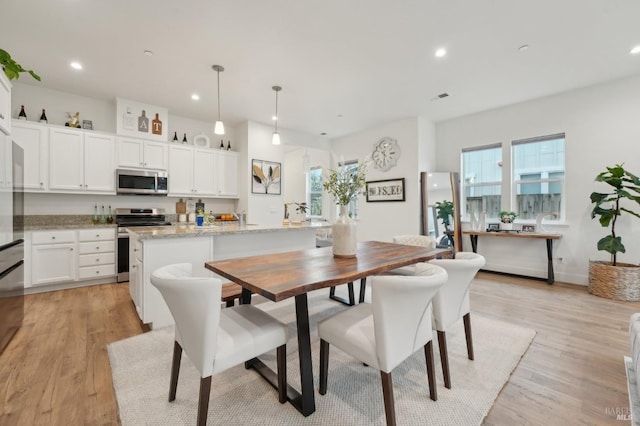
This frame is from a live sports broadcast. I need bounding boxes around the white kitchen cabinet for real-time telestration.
[30,230,77,286]
[216,150,238,197]
[168,145,216,196]
[117,137,168,170]
[49,127,115,193]
[77,228,116,280]
[11,121,48,191]
[0,72,11,136]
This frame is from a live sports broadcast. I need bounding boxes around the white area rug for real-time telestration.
[108,288,535,425]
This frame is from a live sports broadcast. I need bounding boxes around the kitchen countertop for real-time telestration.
[128,222,330,240]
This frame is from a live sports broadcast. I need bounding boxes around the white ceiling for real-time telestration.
[2,0,640,140]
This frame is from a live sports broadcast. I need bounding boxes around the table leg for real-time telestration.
[470,235,478,253]
[358,278,367,303]
[546,239,555,285]
[294,293,316,415]
[240,287,252,304]
[245,293,316,417]
[329,282,355,305]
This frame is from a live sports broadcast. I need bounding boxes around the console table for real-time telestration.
[463,230,562,284]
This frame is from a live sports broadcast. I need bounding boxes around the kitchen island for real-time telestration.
[127,222,330,328]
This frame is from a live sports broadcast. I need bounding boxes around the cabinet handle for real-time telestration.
[133,248,138,252]
[144,162,147,166]
[96,258,100,262]
[70,248,74,251]
[132,264,136,268]
[96,234,100,237]
[79,184,83,187]
[40,182,43,186]
[96,246,100,250]
[84,184,88,188]
[96,271,100,274]
[52,236,56,240]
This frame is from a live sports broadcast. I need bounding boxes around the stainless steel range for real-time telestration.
[116,208,172,282]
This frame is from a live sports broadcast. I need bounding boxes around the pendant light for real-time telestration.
[272,85,282,145]
[212,65,225,135]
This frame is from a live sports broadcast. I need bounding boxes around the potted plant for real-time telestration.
[0,49,41,81]
[323,161,368,257]
[588,164,640,300]
[435,200,454,232]
[499,211,517,230]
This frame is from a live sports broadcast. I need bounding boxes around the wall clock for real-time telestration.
[372,137,400,171]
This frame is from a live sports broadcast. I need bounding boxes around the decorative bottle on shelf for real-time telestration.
[182,133,188,144]
[39,109,48,124]
[138,110,149,133]
[106,205,113,224]
[152,113,163,135]
[92,205,99,225]
[172,131,179,143]
[226,140,231,151]
[123,107,135,130]
[99,205,107,224]
[18,105,27,120]
[219,139,224,149]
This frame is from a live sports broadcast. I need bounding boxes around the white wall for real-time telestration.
[330,117,432,242]
[435,73,640,285]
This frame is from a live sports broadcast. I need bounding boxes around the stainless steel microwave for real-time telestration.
[116,168,168,195]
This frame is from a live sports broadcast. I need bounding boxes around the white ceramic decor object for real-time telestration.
[332,205,357,257]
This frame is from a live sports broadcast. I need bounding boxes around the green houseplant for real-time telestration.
[588,163,640,300]
[0,49,41,81]
[499,211,518,224]
[323,161,368,257]
[435,200,454,232]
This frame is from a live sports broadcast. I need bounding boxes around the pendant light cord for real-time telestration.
[217,69,221,121]
[275,89,278,133]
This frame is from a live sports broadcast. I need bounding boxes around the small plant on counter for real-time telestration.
[499,211,518,224]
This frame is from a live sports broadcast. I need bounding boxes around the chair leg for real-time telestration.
[424,341,437,401]
[277,344,287,403]
[169,341,182,402]
[437,330,451,389]
[380,371,396,426]
[225,300,234,307]
[197,376,212,426]
[463,313,474,360]
[319,339,329,395]
[329,286,336,297]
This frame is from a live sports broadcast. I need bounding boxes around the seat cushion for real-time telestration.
[212,305,289,375]
[386,265,417,276]
[317,304,380,369]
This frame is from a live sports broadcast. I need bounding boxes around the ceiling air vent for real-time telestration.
[430,92,450,102]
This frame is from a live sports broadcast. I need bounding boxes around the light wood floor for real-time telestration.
[0,273,637,425]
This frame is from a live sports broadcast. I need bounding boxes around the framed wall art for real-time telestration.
[252,159,281,195]
[116,97,168,142]
[365,178,405,202]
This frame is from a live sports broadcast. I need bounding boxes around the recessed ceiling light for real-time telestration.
[70,62,83,70]
[144,50,153,56]
[630,45,640,55]
[191,94,200,101]
[435,48,447,58]
[518,44,530,52]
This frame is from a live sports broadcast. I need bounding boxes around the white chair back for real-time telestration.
[150,263,222,378]
[371,263,448,372]
[428,252,485,330]
[393,235,436,248]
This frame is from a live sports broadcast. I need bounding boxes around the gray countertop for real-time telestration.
[127,222,330,240]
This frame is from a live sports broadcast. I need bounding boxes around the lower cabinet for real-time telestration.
[27,228,116,289]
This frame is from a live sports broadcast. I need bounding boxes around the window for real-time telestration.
[512,134,565,220]
[461,144,502,219]
[339,160,359,218]
[307,166,323,217]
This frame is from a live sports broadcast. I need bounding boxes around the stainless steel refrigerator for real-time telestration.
[0,138,24,354]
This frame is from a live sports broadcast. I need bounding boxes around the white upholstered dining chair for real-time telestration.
[317,263,448,426]
[387,235,437,276]
[428,252,485,389]
[150,263,290,426]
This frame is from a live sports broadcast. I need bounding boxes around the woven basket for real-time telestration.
[588,260,640,301]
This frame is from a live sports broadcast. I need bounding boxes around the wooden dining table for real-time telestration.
[204,240,450,417]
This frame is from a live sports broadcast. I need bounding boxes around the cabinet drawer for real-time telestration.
[79,241,115,254]
[79,252,115,267]
[78,228,116,242]
[78,264,116,280]
[32,230,76,245]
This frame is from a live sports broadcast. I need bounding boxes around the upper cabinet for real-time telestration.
[168,145,238,198]
[12,121,48,191]
[216,150,238,197]
[0,72,11,135]
[49,127,115,194]
[117,137,168,170]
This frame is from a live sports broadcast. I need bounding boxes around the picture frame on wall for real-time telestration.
[365,178,405,202]
[251,159,281,195]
